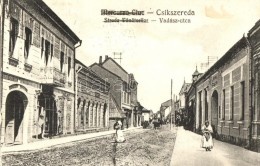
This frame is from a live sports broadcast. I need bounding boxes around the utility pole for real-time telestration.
[170,79,173,130]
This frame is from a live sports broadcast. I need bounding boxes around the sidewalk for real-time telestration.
[1,127,142,154]
[170,127,260,166]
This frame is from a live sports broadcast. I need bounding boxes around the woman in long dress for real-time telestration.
[201,120,213,151]
[114,120,126,143]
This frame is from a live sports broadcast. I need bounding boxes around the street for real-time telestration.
[171,127,260,166]
[2,126,260,166]
[2,126,176,166]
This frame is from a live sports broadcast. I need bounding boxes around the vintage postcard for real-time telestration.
[0,0,260,165]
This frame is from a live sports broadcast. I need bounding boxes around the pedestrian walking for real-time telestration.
[201,120,213,151]
[114,120,126,143]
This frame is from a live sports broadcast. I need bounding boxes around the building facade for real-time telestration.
[75,60,110,133]
[90,58,126,129]
[2,0,81,145]
[184,67,202,131]
[141,108,152,122]
[160,99,171,122]
[90,56,140,129]
[129,74,141,127]
[0,0,4,142]
[179,80,191,110]
[195,36,251,147]
[248,20,260,151]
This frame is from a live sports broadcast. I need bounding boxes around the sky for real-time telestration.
[44,0,260,112]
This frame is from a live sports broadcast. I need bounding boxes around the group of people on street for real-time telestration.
[112,119,214,152]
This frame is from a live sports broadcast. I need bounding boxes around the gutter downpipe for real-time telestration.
[73,40,82,133]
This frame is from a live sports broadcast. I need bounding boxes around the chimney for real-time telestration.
[99,56,102,64]
[105,55,108,60]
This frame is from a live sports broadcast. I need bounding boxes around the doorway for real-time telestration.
[5,91,27,144]
[211,90,218,135]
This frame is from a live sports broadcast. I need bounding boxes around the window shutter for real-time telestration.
[19,9,23,39]
[64,46,68,64]
[41,26,46,41]
[33,21,40,47]
[45,29,51,41]
[61,42,65,52]
[54,37,60,59]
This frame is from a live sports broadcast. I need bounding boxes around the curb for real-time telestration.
[2,127,143,154]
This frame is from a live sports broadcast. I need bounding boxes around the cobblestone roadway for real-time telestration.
[3,125,176,166]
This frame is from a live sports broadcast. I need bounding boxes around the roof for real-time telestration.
[179,83,191,95]
[248,19,260,36]
[101,57,128,75]
[195,36,249,84]
[192,66,200,76]
[109,93,126,118]
[161,99,171,107]
[26,0,81,44]
[75,59,110,86]
[142,108,151,113]
[90,63,123,80]
[129,73,138,84]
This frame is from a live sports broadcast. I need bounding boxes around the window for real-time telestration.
[205,89,208,121]
[50,44,54,61]
[44,40,50,66]
[128,93,131,104]
[230,86,234,120]
[9,18,19,56]
[222,89,225,120]
[60,51,64,72]
[24,27,32,61]
[198,91,202,126]
[41,37,44,58]
[68,57,71,77]
[240,82,245,120]
[123,82,127,91]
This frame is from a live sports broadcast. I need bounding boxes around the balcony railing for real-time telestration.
[40,67,66,87]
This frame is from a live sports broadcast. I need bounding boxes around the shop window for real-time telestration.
[9,17,19,56]
[60,51,64,72]
[24,27,32,61]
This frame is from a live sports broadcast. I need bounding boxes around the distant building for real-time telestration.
[90,59,125,129]
[160,99,171,122]
[90,56,140,129]
[141,108,152,122]
[185,66,203,131]
[75,60,110,133]
[179,80,191,110]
